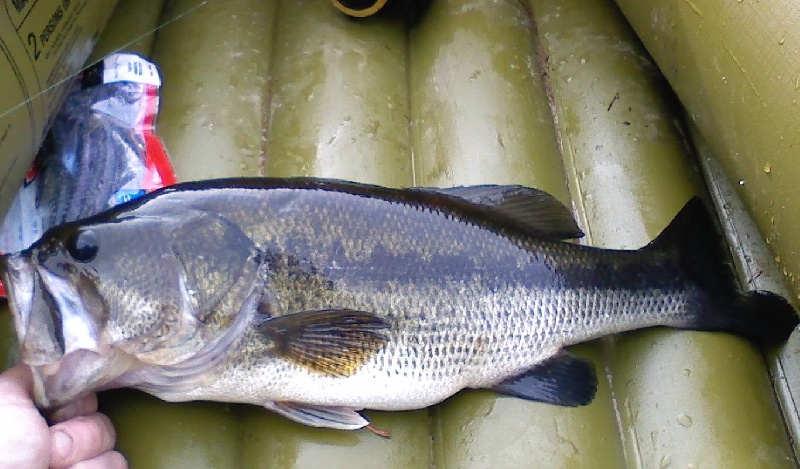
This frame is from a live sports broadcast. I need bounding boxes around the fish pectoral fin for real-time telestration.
[258,309,390,377]
[264,400,369,430]
[416,185,584,239]
[491,352,597,407]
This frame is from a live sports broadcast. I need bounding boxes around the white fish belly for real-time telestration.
[160,286,688,410]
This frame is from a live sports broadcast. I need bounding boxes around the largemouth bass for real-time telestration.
[1,178,797,431]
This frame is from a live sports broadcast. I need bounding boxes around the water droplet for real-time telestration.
[738,179,745,186]
[775,256,781,264]
[763,163,771,173]
[676,414,693,427]
[779,38,786,45]
[660,454,672,468]
[682,368,691,376]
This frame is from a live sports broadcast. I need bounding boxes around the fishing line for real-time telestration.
[0,0,212,122]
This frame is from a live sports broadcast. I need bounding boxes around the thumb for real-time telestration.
[0,363,35,405]
[0,363,50,469]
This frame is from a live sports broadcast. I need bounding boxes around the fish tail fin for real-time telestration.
[645,197,798,347]
[709,291,799,346]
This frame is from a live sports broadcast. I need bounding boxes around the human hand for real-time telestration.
[0,363,127,469]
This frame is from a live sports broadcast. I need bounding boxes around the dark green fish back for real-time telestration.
[129,179,591,292]
[119,178,796,350]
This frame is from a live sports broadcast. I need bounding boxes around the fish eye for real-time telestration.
[66,229,99,262]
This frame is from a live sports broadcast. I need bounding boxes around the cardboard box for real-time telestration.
[0,0,117,217]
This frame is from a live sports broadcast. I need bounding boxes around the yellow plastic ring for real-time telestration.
[331,0,390,18]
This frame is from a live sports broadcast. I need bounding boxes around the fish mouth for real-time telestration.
[1,253,36,348]
[36,265,101,356]
[3,249,103,361]
[1,251,125,408]
[29,347,138,408]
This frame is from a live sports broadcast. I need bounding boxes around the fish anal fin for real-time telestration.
[264,400,369,430]
[491,352,597,406]
[418,185,584,239]
[259,309,390,377]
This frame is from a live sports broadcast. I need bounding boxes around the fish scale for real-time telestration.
[0,178,796,430]
[197,276,695,410]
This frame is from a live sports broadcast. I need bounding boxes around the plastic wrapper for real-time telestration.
[0,53,176,256]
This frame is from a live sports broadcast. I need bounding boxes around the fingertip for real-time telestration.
[68,450,128,469]
[51,430,73,463]
[106,450,129,469]
[0,363,34,403]
[50,413,117,468]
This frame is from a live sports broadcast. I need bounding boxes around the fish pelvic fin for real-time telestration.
[263,400,369,430]
[258,309,391,377]
[490,352,597,406]
[646,197,798,347]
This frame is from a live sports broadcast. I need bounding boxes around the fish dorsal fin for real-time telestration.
[418,185,584,240]
[263,401,369,430]
[258,309,390,377]
[491,352,597,406]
